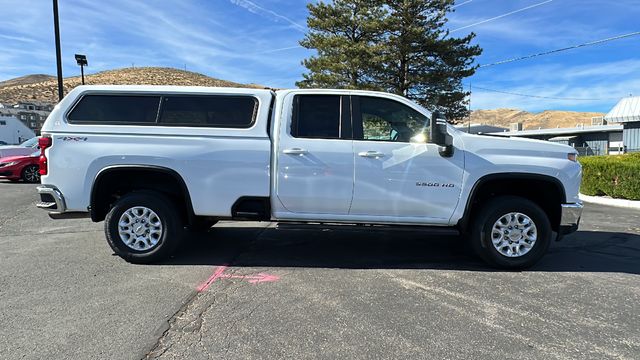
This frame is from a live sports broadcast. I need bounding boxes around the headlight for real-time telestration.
[567,153,578,162]
[0,161,19,167]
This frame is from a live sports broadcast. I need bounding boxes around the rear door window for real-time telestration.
[291,95,344,139]
[68,95,160,124]
[159,95,257,128]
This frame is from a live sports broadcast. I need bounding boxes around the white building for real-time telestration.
[0,115,36,145]
[604,96,640,153]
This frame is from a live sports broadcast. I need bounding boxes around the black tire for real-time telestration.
[105,191,183,264]
[470,196,551,269]
[187,217,218,232]
[21,165,40,183]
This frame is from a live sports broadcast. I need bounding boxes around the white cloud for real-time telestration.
[477,59,640,86]
[562,59,640,80]
[254,45,304,54]
[452,0,474,9]
[0,0,309,88]
[229,0,306,32]
[470,77,640,112]
[450,0,554,33]
[0,34,37,43]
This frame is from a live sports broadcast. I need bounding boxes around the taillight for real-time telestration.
[38,136,52,175]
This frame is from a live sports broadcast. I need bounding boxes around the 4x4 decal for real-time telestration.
[59,136,88,142]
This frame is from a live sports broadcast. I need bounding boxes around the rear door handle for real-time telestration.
[283,148,308,155]
[358,151,385,158]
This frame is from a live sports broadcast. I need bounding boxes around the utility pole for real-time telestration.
[468,81,472,133]
[52,0,64,101]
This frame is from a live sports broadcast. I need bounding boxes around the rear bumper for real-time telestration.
[557,202,583,239]
[36,185,89,219]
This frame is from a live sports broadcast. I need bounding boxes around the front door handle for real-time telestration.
[283,148,308,155]
[358,151,385,158]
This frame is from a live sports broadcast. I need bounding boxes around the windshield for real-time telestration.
[20,137,38,148]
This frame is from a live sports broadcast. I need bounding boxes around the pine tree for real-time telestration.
[298,0,482,121]
[381,0,481,120]
[296,0,388,90]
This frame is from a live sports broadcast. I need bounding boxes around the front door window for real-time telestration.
[358,96,430,143]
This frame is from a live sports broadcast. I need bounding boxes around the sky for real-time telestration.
[0,0,639,113]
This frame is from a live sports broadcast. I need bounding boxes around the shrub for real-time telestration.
[579,153,640,200]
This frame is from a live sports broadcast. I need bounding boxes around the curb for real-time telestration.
[579,193,640,210]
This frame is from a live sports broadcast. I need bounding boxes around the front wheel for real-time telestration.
[470,196,551,269]
[105,191,183,264]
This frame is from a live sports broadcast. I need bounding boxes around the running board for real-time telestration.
[48,212,90,220]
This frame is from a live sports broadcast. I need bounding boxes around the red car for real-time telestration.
[0,151,40,183]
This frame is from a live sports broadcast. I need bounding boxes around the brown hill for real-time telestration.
[463,108,606,130]
[0,67,265,104]
[0,74,56,88]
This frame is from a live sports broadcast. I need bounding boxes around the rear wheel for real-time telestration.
[105,191,183,264]
[21,165,40,183]
[470,196,551,269]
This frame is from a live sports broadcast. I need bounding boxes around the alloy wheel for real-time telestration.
[490,212,537,257]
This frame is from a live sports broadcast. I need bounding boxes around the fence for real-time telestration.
[574,146,640,156]
[574,146,600,156]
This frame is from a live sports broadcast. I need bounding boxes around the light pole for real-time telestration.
[52,0,64,101]
[75,54,88,85]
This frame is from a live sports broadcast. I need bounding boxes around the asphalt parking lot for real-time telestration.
[0,181,639,360]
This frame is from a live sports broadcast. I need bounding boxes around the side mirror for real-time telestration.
[430,111,454,157]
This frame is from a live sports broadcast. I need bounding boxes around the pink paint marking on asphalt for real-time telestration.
[196,265,228,293]
[196,266,280,292]
[219,273,280,283]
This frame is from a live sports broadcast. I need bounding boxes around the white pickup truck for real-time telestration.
[36,85,583,269]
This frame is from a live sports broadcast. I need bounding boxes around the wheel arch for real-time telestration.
[458,173,566,233]
[90,165,195,223]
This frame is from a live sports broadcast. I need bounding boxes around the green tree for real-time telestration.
[296,0,388,90]
[382,0,481,120]
[298,0,482,121]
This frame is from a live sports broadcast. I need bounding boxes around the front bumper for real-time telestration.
[0,169,19,178]
[557,202,583,239]
[0,162,26,179]
[36,185,89,219]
